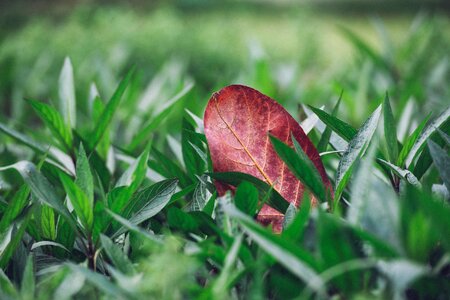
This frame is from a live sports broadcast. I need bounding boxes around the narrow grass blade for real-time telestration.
[0,162,74,225]
[308,105,357,142]
[377,158,421,187]
[75,144,94,205]
[207,172,289,214]
[383,93,399,163]
[59,57,76,128]
[397,113,431,167]
[335,105,382,205]
[317,92,343,152]
[28,99,73,152]
[60,172,93,232]
[100,234,134,275]
[89,67,135,151]
[20,255,35,300]
[128,81,193,151]
[224,205,324,294]
[270,135,327,203]
[405,106,450,167]
[0,185,30,233]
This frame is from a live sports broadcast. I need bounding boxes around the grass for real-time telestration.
[0,5,449,299]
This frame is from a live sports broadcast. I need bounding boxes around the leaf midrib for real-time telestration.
[213,96,274,186]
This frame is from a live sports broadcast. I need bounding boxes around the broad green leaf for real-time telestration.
[383,93,399,162]
[110,145,150,215]
[317,92,342,152]
[58,57,76,128]
[335,105,381,205]
[428,140,450,192]
[60,172,93,232]
[0,162,75,228]
[235,181,259,216]
[190,175,212,211]
[308,105,357,142]
[182,117,205,179]
[75,144,94,205]
[224,205,324,294]
[167,207,199,232]
[123,179,178,226]
[207,172,289,214]
[20,255,35,300]
[397,113,431,167]
[89,67,135,151]
[215,193,236,236]
[0,185,30,233]
[405,106,450,167]
[28,99,73,152]
[100,234,134,275]
[270,135,328,203]
[40,205,56,240]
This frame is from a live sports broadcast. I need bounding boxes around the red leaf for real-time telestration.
[204,85,331,232]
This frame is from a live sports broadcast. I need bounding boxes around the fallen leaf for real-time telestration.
[204,85,331,232]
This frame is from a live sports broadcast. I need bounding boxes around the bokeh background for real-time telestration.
[0,0,449,140]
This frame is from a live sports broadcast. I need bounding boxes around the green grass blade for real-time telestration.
[0,162,74,226]
[308,105,357,142]
[59,172,93,232]
[128,82,193,151]
[20,255,35,300]
[335,105,382,206]
[0,207,33,269]
[40,204,56,240]
[397,113,431,167]
[317,91,343,153]
[383,93,399,163]
[75,144,94,205]
[377,158,421,187]
[234,181,259,216]
[100,234,135,275]
[88,67,135,151]
[224,205,324,294]
[0,185,30,233]
[270,135,327,203]
[207,172,289,214]
[27,99,73,152]
[405,106,449,167]
[0,122,75,174]
[58,57,76,128]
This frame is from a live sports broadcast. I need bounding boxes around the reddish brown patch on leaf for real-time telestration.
[204,85,331,232]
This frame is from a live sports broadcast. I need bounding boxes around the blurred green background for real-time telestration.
[0,0,449,140]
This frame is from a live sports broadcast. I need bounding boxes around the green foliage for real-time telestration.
[0,12,449,300]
